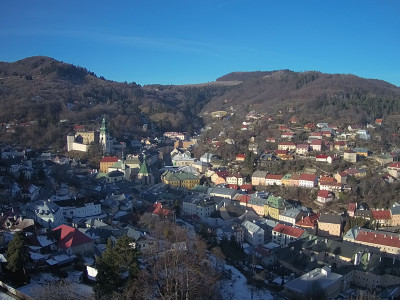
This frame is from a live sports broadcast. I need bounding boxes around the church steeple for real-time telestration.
[99,116,111,156]
[100,117,108,135]
[139,154,149,175]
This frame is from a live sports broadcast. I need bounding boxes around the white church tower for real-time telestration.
[99,117,111,155]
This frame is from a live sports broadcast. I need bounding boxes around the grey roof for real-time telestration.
[209,187,237,197]
[248,196,266,207]
[285,267,342,294]
[343,226,360,241]
[319,214,342,224]
[252,170,267,178]
[280,208,301,218]
[391,204,400,215]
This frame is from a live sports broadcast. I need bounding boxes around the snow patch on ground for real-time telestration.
[220,265,274,300]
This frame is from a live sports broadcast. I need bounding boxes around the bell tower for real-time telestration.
[99,116,111,155]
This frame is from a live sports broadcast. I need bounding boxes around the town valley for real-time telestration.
[1,57,400,299]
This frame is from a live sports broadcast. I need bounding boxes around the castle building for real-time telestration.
[67,117,112,154]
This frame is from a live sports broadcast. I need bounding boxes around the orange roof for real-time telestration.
[319,176,336,183]
[273,223,304,238]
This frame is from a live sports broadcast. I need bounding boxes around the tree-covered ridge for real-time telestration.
[1,56,400,150]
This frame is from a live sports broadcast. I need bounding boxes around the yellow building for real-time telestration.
[265,195,285,220]
[161,170,200,190]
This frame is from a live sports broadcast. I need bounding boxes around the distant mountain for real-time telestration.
[206,70,400,125]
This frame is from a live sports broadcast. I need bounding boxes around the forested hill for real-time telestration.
[0,56,230,149]
[206,70,400,125]
[1,56,400,150]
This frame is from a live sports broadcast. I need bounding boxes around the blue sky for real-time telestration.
[1,1,399,86]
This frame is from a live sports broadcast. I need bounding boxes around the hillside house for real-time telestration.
[343,150,357,163]
[235,154,246,162]
[265,174,283,186]
[278,142,296,151]
[310,140,323,151]
[317,190,334,203]
[251,171,267,186]
[296,144,309,155]
[299,174,318,188]
[371,210,391,226]
[388,162,400,178]
[226,173,244,186]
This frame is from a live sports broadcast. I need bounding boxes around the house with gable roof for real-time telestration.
[52,224,94,255]
[99,156,119,173]
[299,174,318,188]
[388,162,400,178]
[265,174,283,186]
[371,210,391,226]
[317,190,334,203]
[23,200,63,229]
[242,220,264,246]
[252,170,267,186]
[272,223,305,246]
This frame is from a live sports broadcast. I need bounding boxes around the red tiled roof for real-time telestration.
[320,176,336,183]
[310,140,322,145]
[233,194,250,204]
[356,229,400,248]
[53,224,92,250]
[316,154,328,159]
[299,174,317,181]
[275,150,287,155]
[100,156,119,163]
[296,214,319,228]
[153,202,174,217]
[240,184,253,190]
[281,132,294,136]
[371,210,391,220]
[389,162,400,169]
[318,190,333,198]
[236,154,246,159]
[348,202,357,212]
[266,174,283,180]
[296,144,309,149]
[273,223,304,238]
[310,132,322,136]
[216,170,229,179]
